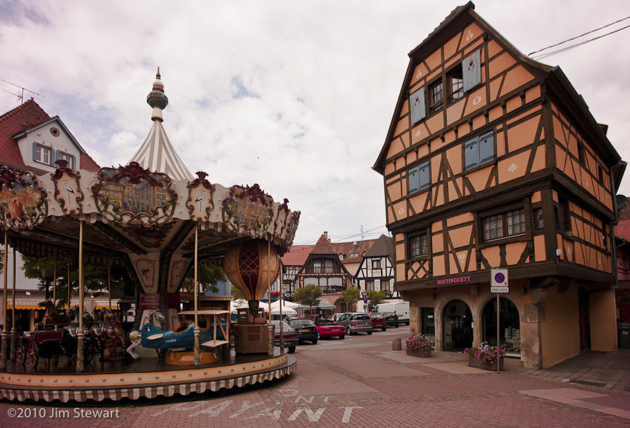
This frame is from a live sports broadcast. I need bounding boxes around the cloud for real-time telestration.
[1,0,629,245]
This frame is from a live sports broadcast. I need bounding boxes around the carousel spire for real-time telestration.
[147,67,168,122]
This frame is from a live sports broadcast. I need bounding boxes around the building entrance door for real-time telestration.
[482,297,521,356]
[442,300,472,352]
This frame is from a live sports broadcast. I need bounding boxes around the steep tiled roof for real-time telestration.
[0,99,100,173]
[364,234,394,259]
[281,245,314,266]
[0,99,51,171]
[80,152,100,172]
[616,205,630,242]
[332,239,378,265]
[311,233,337,254]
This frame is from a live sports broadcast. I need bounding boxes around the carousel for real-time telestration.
[0,71,300,403]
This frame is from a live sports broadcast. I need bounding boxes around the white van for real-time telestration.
[377,301,410,325]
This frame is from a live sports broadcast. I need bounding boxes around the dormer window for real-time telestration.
[34,144,51,165]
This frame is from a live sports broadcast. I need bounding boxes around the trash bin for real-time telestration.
[618,323,630,349]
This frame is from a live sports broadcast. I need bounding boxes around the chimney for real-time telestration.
[324,231,328,240]
[599,124,608,135]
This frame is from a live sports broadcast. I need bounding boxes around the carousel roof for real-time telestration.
[0,71,300,276]
[127,69,194,181]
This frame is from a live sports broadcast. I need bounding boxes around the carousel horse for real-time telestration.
[39,300,71,325]
[100,309,125,360]
[67,306,95,329]
[126,309,165,360]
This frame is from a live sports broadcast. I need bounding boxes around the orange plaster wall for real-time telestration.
[531,145,546,173]
[425,49,442,71]
[411,123,429,145]
[498,151,529,184]
[447,212,474,227]
[433,255,445,276]
[553,116,567,147]
[425,113,445,136]
[531,191,541,203]
[541,284,580,368]
[433,233,444,253]
[589,290,617,352]
[396,243,405,261]
[481,246,500,268]
[447,146,462,174]
[449,225,472,249]
[394,118,409,138]
[466,166,492,194]
[433,221,443,232]
[387,182,402,202]
[490,76,502,102]
[385,162,395,175]
[534,234,546,262]
[460,23,484,50]
[507,116,540,153]
[400,100,409,117]
[409,191,429,215]
[444,32,462,60]
[487,40,503,58]
[393,201,407,221]
[463,87,487,117]
[396,264,405,282]
[500,66,534,97]
[410,63,429,88]
[489,52,517,79]
[525,85,541,103]
[505,242,527,265]
[447,99,466,126]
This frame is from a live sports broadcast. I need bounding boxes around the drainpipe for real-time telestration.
[610,162,623,290]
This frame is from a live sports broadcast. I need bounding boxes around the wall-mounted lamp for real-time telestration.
[556,248,562,257]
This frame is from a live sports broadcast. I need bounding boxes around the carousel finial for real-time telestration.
[147,67,168,122]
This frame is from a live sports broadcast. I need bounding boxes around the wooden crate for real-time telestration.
[234,324,274,354]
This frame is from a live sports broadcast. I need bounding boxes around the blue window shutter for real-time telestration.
[32,142,38,161]
[408,166,420,194]
[479,131,495,165]
[463,50,482,92]
[71,155,76,170]
[418,161,430,190]
[50,149,56,166]
[465,137,479,170]
[409,88,426,124]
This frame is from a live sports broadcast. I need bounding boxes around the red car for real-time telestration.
[369,313,387,331]
[313,319,345,340]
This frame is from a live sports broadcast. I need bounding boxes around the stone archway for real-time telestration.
[472,292,525,349]
[434,292,474,352]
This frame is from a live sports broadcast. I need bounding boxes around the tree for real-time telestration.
[230,285,245,300]
[182,264,226,294]
[293,284,322,315]
[367,290,386,312]
[21,255,130,308]
[340,286,360,312]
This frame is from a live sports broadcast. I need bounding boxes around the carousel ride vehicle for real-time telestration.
[0,70,300,403]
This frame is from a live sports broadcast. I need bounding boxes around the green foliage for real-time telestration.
[21,255,129,309]
[325,308,333,317]
[231,285,245,300]
[341,286,360,312]
[303,309,311,317]
[293,284,322,310]
[183,264,226,294]
[367,290,386,311]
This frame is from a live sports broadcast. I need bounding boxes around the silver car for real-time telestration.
[337,313,373,335]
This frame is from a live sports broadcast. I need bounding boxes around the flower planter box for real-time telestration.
[468,355,504,370]
[406,349,431,358]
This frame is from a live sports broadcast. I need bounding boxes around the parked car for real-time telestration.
[369,313,387,331]
[271,320,298,353]
[337,313,373,335]
[383,312,399,328]
[287,318,319,344]
[313,319,345,340]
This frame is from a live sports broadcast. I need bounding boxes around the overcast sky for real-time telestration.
[1,0,629,247]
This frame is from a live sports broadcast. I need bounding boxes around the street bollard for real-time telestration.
[392,337,402,351]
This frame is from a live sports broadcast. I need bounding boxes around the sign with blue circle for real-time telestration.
[494,272,505,284]
[364,299,368,304]
[491,268,508,291]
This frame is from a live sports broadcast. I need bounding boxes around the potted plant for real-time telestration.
[464,342,506,370]
[405,334,433,357]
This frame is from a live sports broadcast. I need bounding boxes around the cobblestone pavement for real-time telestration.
[1,328,629,427]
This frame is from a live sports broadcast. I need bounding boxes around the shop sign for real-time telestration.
[139,293,160,310]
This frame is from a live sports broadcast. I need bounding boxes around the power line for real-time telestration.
[294,224,389,246]
[531,24,630,60]
[528,15,630,59]
[0,77,44,104]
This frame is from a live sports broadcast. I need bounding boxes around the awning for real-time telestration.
[5,299,42,310]
[94,300,120,310]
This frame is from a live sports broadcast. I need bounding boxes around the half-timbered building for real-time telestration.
[374,2,625,368]
[354,234,397,298]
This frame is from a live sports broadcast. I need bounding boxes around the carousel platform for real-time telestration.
[0,348,296,403]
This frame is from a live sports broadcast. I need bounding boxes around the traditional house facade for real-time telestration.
[354,234,396,298]
[280,244,314,298]
[374,3,625,368]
